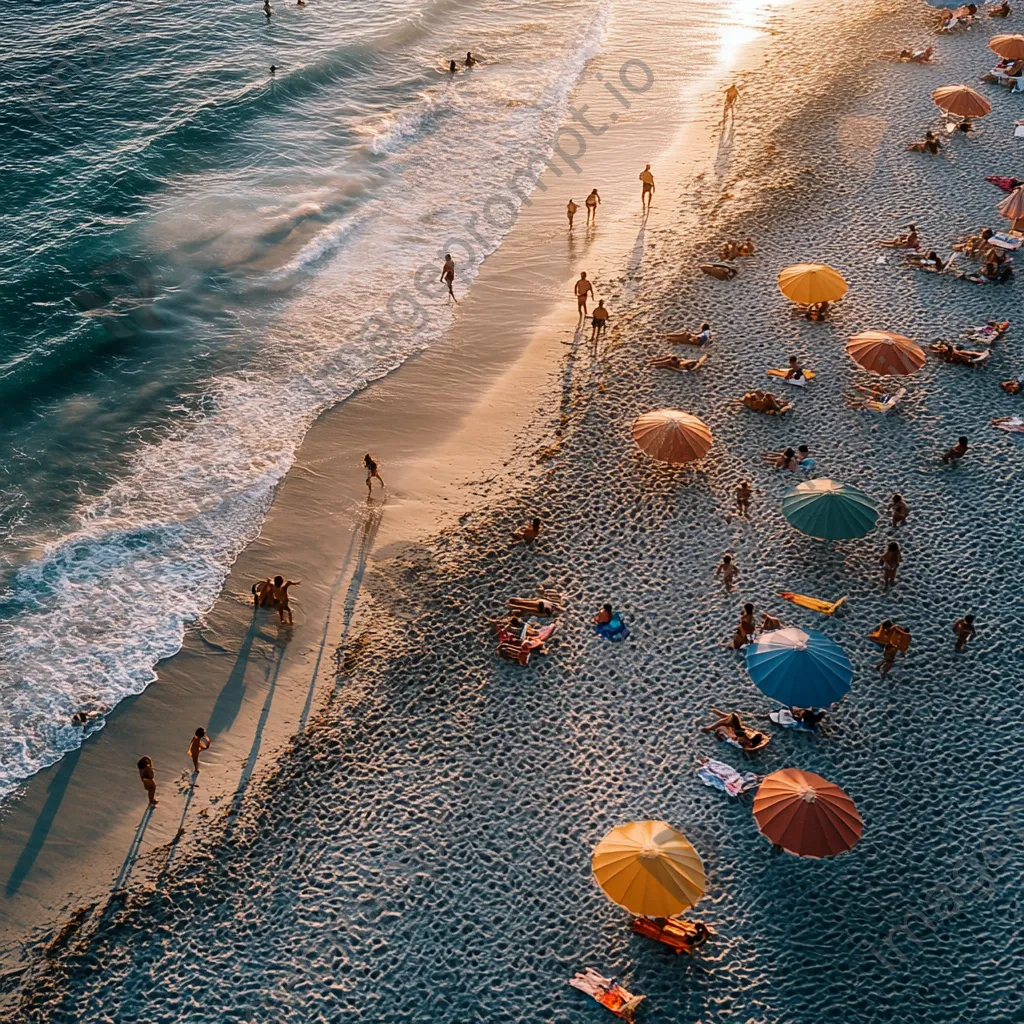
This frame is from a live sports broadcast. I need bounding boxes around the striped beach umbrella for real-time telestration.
[781,478,879,540]
[745,627,853,707]
[932,84,991,118]
[632,410,712,464]
[847,331,926,376]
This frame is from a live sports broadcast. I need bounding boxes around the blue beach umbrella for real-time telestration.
[781,478,879,541]
[745,627,852,707]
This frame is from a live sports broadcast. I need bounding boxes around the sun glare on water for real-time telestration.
[716,0,795,70]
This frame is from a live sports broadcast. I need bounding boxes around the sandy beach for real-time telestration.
[5,0,1024,1021]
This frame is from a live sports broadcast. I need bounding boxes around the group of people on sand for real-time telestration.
[137,728,211,806]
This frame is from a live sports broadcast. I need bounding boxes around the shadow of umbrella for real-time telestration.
[5,747,83,897]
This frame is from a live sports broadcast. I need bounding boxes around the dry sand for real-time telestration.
[6,1,1024,1021]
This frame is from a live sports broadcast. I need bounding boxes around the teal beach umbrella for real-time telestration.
[781,478,879,540]
[745,628,852,707]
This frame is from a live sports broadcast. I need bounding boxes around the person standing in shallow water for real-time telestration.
[585,188,601,224]
[639,164,655,212]
[449,59,457,74]
[364,453,385,496]
[566,199,578,231]
[138,756,157,806]
[440,253,457,302]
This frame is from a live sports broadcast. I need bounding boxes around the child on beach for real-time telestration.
[735,480,753,516]
[591,301,608,344]
[364,453,385,494]
[513,517,542,544]
[941,436,969,465]
[188,728,211,773]
[953,614,976,650]
[715,554,739,591]
[890,493,910,528]
[270,575,301,624]
[138,756,158,806]
[881,541,902,588]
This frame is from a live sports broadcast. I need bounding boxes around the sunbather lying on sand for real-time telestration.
[880,224,920,248]
[907,250,949,272]
[989,1,1010,17]
[507,597,559,616]
[930,342,988,365]
[649,353,706,372]
[908,130,941,154]
[743,390,790,414]
[1001,372,1024,393]
[953,227,994,257]
[665,322,712,345]
[702,711,767,750]
[760,613,783,631]
[958,258,1014,284]
[763,447,798,470]
[719,239,756,260]
[804,301,830,321]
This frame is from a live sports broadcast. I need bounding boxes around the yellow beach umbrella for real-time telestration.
[932,84,992,118]
[777,263,848,305]
[592,820,706,918]
[990,34,1024,61]
[631,410,712,464]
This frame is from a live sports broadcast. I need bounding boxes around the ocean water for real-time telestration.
[0,0,614,801]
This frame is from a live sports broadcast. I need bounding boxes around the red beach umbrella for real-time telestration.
[753,768,863,859]
[847,332,926,376]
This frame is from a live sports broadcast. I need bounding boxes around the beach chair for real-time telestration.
[631,917,713,954]
[695,758,759,797]
[569,970,646,1020]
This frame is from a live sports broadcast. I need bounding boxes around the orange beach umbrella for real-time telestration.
[932,84,992,118]
[592,820,706,917]
[846,331,926,376]
[998,186,1024,223]
[990,34,1024,61]
[777,263,848,305]
[753,769,863,859]
[632,410,712,464]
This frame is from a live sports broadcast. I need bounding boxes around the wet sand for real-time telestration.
[6,1,1024,1021]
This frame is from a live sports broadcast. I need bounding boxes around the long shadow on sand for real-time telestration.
[111,804,154,892]
[207,617,276,737]
[5,748,83,897]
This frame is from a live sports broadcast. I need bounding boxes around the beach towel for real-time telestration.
[696,759,758,797]
[594,614,629,641]
[986,175,1023,192]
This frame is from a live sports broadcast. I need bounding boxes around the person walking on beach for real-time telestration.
[585,188,601,224]
[941,435,968,465]
[138,756,158,806]
[591,300,608,345]
[735,479,753,517]
[953,614,976,651]
[715,554,739,591]
[271,575,301,624]
[881,541,902,588]
[575,271,593,320]
[639,164,655,212]
[364,452,385,496]
[566,199,578,231]
[188,728,211,773]
[890,493,910,529]
[440,254,458,303]
[723,83,740,122]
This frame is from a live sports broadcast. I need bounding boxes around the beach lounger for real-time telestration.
[631,917,713,954]
[695,758,759,797]
[569,970,646,1020]
[778,592,847,616]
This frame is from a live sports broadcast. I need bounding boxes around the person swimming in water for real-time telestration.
[449,59,457,74]
[465,52,477,67]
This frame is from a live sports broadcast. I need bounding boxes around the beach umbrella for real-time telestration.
[847,331,926,376]
[990,34,1024,61]
[781,478,879,540]
[631,410,712,464]
[745,627,853,707]
[777,263,848,305]
[592,820,706,917]
[998,186,1024,227]
[753,769,863,859]
[932,84,992,118]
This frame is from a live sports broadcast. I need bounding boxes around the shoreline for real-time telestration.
[0,0,796,971]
